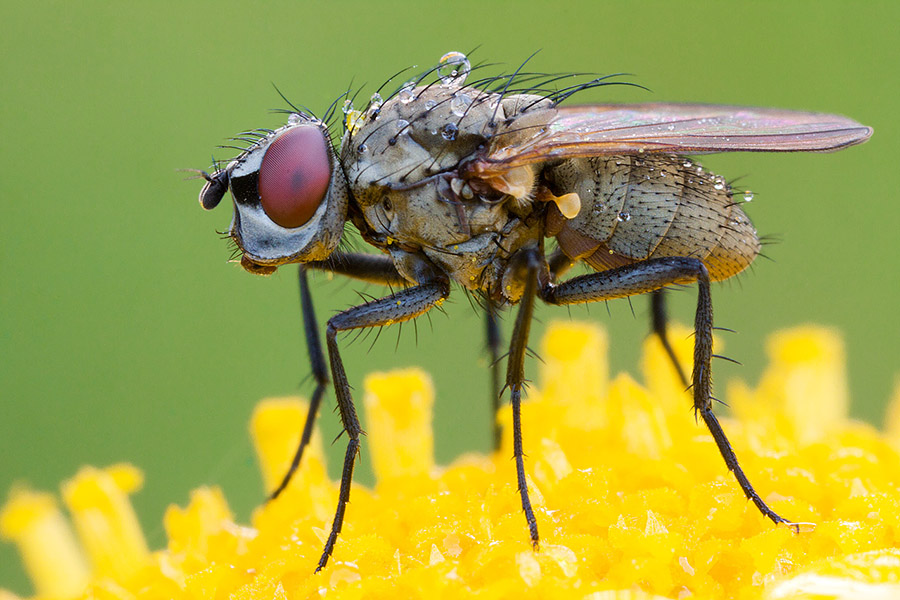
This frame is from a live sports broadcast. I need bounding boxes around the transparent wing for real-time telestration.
[468,103,872,176]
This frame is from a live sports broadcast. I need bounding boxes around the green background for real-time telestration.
[2,1,897,592]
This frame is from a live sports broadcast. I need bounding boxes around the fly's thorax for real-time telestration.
[546,155,760,281]
[351,177,544,298]
[355,183,506,248]
[340,84,552,192]
[339,84,552,297]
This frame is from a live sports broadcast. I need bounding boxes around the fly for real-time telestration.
[196,52,873,571]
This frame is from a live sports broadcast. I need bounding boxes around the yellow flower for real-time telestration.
[3,322,900,599]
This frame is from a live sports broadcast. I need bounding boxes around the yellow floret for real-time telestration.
[3,322,900,599]
[60,464,150,583]
[885,380,900,447]
[0,488,89,597]
[363,368,435,481]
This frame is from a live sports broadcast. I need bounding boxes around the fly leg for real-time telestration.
[324,254,502,454]
[505,248,544,548]
[546,251,688,386]
[267,267,330,501]
[651,289,689,387]
[486,300,502,450]
[317,275,451,571]
[307,252,410,286]
[494,247,573,458]
[269,254,408,501]
[541,257,801,530]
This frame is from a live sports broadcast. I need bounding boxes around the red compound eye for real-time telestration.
[258,125,332,228]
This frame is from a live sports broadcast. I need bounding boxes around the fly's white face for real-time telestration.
[198,115,349,274]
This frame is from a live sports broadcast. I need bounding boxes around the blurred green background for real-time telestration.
[2,0,897,592]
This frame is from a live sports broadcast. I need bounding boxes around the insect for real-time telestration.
[197,52,872,571]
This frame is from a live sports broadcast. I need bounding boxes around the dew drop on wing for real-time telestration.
[743,190,754,202]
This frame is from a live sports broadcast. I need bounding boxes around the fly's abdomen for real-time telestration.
[546,155,760,281]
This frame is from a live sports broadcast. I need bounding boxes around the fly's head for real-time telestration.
[198,113,349,275]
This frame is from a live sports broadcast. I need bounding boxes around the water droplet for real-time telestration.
[399,83,415,104]
[441,122,458,141]
[357,143,368,154]
[366,93,383,119]
[667,124,675,131]
[714,182,724,190]
[395,118,410,135]
[287,113,302,124]
[424,99,437,110]
[683,160,692,168]
[450,92,472,117]
[341,99,354,114]
[743,190,754,202]
[438,51,470,86]
[617,211,631,222]
[696,166,704,174]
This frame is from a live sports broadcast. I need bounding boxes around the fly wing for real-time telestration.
[467,103,872,177]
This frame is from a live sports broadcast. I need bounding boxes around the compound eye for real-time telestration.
[258,125,332,228]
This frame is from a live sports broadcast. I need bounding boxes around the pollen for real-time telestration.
[344,109,363,135]
[4,323,900,599]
